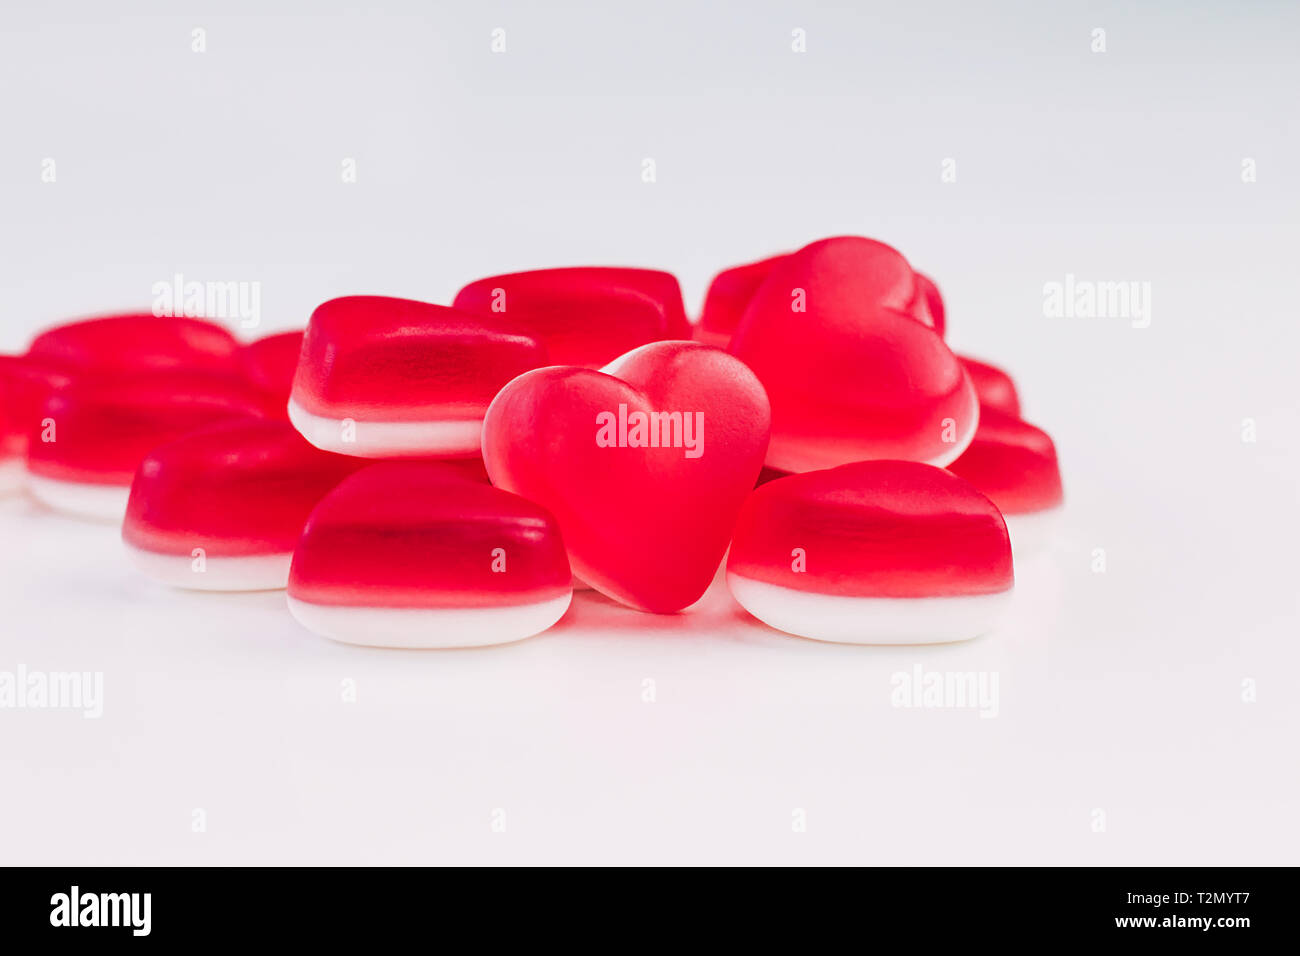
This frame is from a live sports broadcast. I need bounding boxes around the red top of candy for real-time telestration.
[27,313,243,377]
[454,267,686,366]
[728,460,1014,598]
[27,373,270,484]
[290,296,546,421]
[288,462,572,608]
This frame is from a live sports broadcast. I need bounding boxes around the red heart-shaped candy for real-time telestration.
[482,341,771,613]
[729,237,977,472]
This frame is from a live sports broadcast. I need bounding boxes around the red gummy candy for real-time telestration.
[453,267,685,366]
[123,418,366,590]
[946,408,1062,516]
[727,461,1013,644]
[696,253,791,349]
[959,356,1021,418]
[240,330,304,412]
[482,341,771,613]
[26,313,243,377]
[729,237,977,472]
[26,373,269,520]
[287,462,572,647]
[288,296,546,458]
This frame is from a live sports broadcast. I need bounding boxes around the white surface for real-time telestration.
[725,573,1013,645]
[1004,507,1064,561]
[287,592,574,649]
[1,1,1297,866]
[287,397,484,458]
[124,545,292,592]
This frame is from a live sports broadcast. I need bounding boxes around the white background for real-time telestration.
[1,0,1297,864]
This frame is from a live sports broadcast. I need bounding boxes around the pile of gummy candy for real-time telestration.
[0,236,1062,648]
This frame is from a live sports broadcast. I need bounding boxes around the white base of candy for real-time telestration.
[287,398,483,458]
[286,592,573,648]
[1004,506,1063,560]
[26,474,129,522]
[726,573,1013,645]
[0,458,24,494]
[124,544,292,591]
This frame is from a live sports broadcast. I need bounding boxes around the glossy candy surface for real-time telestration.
[726,461,1014,644]
[729,237,977,472]
[454,268,683,366]
[287,462,572,647]
[483,341,771,613]
[288,296,546,458]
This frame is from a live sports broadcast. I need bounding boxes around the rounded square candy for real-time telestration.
[453,267,685,366]
[26,313,243,377]
[458,266,689,341]
[287,462,572,647]
[288,296,547,458]
[726,460,1014,644]
[123,418,367,590]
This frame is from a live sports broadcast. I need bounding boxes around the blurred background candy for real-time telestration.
[26,372,270,521]
[122,418,366,590]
